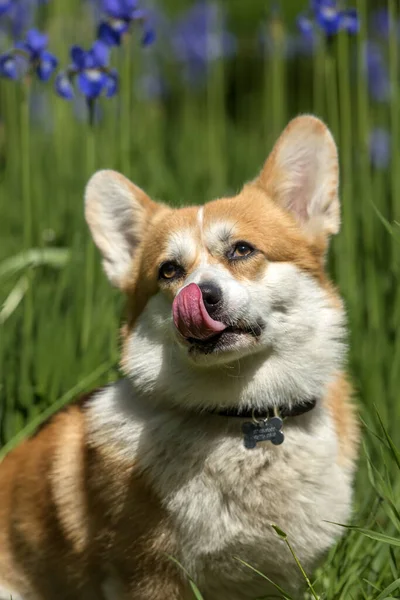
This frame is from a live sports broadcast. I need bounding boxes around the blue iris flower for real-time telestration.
[0,28,58,81]
[171,1,236,84]
[55,41,118,100]
[98,0,155,47]
[298,0,359,38]
[314,1,359,35]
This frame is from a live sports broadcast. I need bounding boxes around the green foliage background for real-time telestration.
[1,0,400,598]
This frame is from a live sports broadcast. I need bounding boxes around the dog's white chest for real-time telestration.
[159,413,353,598]
[89,384,355,598]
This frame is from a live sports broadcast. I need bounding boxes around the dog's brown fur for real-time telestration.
[0,399,187,600]
[0,116,359,600]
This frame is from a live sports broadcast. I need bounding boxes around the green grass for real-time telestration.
[1,0,400,598]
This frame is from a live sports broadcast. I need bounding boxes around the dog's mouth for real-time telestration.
[172,283,263,355]
[186,323,263,355]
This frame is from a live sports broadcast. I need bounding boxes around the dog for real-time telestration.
[0,115,359,600]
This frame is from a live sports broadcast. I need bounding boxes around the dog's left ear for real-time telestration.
[256,115,340,238]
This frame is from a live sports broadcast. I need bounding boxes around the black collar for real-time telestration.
[214,398,317,420]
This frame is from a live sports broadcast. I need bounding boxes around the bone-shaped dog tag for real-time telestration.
[242,417,285,449]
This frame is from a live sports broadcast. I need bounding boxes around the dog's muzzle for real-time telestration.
[172,283,227,341]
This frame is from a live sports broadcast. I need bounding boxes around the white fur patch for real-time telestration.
[87,378,353,599]
[196,207,210,267]
[204,219,237,257]
[197,206,204,237]
[165,228,198,266]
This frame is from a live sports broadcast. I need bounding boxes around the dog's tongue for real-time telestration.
[173,283,227,340]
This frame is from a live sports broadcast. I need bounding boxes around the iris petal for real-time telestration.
[55,72,74,99]
[102,0,125,19]
[122,0,138,18]
[91,40,109,67]
[297,13,314,38]
[105,69,118,97]
[315,7,342,35]
[0,53,28,79]
[77,71,107,98]
[311,0,336,10]
[141,26,156,46]
[340,8,360,35]
[71,46,87,70]
[98,21,122,46]
[131,8,146,20]
[26,28,48,54]
[36,51,58,81]
[0,54,18,79]
[0,1,13,17]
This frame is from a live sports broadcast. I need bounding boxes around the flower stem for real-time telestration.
[267,14,286,142]
[388,0,400,271]
[337,31,358,310]
[207,55,226,194]
[120,39,132,175]
[20,82,34,414]
[87,97,96,128]
[81,116,96,352]
[313,34,325,117]
[355,0,379,339]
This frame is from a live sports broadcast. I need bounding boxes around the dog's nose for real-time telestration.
[199,282,223,316]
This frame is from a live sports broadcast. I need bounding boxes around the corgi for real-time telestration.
[0,115,359,600]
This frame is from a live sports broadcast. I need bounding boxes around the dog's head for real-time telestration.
[85,116,346,411]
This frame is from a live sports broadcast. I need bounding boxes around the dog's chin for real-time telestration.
[177,324,264,365]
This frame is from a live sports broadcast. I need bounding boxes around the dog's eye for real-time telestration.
[230,242,255,260]
[159,261,182,280]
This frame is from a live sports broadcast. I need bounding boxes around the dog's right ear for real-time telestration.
[85,170,159,288]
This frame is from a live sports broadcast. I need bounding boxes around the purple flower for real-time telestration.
[298,0,359,38]
[297,13,315,39]
[0,53,22,78]
[0,28,58,81]
[364,41,390,103]
[97,0,155,47]
[314,0,342,35]
[369,128,390,169]
[339,8,359,34]
[0,0,13,17]
[55,41,118,100]
[172,2,236,83]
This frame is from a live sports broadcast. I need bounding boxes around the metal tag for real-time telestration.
[242,416,284,449]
